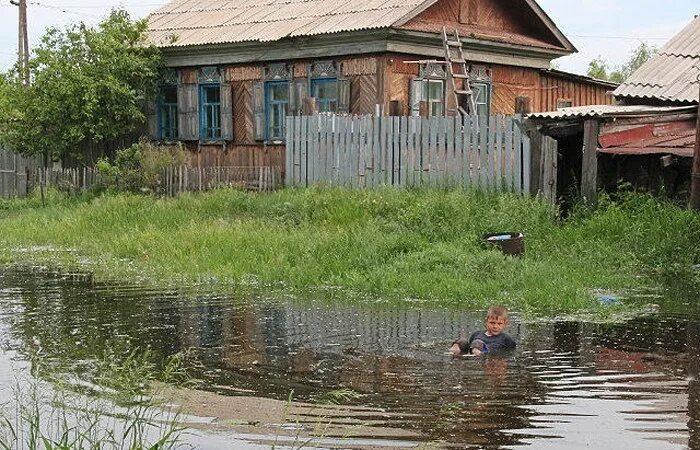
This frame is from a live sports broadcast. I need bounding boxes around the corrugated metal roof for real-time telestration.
[147,0,574,51]
[527,104,696,120]
[614,15,700,103]
[147,0,428,47]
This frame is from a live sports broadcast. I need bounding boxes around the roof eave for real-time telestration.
[522,0,577,53]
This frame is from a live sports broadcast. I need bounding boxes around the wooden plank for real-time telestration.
[420,117,429,186]
[399,116,408,186]
[300,116,308,186]
[522,126,531,195]
[285,116,294,185]
[495,115,504,192]
[478,115,488,191]
[513,116,523,194]
[505,116,513,192]
[392,116,400,185]
[467,115,478,188]
[581,119,599,204]
[429,116,438,186]
[443,117,451,188]
[307,116,315,185]
[488,115,497,192]
[369,116,378,187]
[345,116,354,187]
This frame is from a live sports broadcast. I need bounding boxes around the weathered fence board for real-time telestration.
[286,114,533,193]
[0,148,40,198]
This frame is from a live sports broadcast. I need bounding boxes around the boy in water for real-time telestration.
[450,306,516,357]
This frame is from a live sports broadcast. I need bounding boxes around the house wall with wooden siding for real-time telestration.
[165,54,612,172]
[537,72,614,111]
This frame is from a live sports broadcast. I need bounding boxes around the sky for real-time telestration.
[0,0,697,76]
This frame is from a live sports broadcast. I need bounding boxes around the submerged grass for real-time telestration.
[0,186,698,315]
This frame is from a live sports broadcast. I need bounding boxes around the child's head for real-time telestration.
[484,306,509,336]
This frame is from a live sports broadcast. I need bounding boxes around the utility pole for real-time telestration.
[690,80,700,211]
[10,0,29,85]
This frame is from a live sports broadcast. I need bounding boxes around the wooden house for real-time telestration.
[145,0,616,171]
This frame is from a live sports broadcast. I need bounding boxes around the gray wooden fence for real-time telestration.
[0,157,280,197]
[286,114,531,193]
[0,148,40,198]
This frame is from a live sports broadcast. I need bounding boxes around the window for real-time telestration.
[557,99,573,109]
[425,79,444,116]
[159,85,178,140]
[266,80,289,141]
[470,82,491,116]
[200,84,221,140]
[411,63,446,117]
[310,78,337,113]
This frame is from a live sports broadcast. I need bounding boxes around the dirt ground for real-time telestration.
[158,385,440,449]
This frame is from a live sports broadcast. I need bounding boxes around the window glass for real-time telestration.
[159,85,178,140]
[426,80,444,117]
[200,84,221,140]
[266,81,289,141]
[471,82,491,116]
[311,78,337,113]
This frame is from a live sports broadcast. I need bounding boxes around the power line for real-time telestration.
[26,2,102,19]
[568,34,672,42]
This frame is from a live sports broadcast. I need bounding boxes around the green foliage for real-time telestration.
[586,42,657,83]
[0,187,698,316]
[0,9,163,162]
[96,140,188,193]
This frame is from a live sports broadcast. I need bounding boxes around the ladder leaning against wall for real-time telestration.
[442,27,477,117]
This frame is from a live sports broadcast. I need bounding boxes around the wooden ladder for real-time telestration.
[442,27,476,117]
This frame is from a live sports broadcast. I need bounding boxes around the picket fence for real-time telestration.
[286,114,531,193]
[0,162,280,197]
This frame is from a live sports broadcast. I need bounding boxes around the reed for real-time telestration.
[0,186,697,315]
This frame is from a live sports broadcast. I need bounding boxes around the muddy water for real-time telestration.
[1,267,700,449]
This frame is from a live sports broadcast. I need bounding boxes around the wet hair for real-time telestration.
[486,305,509,320]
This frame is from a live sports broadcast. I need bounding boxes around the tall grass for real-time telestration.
[0,186,698,315]
[0,347,188,450]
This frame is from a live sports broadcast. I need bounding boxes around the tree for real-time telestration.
[0,9,163,163]
[587,57,610,81]
[586,42,657,83]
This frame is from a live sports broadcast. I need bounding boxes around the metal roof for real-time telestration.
[147,0,574,51]
[613,15,700,103]
[148,0,427,47]
[527,104,697,120]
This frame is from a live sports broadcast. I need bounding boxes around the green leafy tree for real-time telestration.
[587,57,610,80]
[587,42,657,83]
[0,9,163,163]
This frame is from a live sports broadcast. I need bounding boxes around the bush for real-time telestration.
[96,140,188,194]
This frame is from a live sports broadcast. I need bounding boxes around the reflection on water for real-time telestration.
[1,267,700,448]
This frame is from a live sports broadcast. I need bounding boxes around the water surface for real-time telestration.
[1,267,699,449]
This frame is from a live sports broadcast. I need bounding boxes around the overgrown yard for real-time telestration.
[0,187,698,315]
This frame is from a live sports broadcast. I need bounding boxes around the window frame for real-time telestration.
[470,81,492,117]
[310,77,338,113]
[425,79,445,117]
[158,84,178,141]
[199,83,222,141]
[265,80,289,142]
[557,99,573,109]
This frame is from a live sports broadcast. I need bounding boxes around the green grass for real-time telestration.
[0,186,698,316]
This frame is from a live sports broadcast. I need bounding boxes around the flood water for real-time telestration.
[1,266,700,449]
